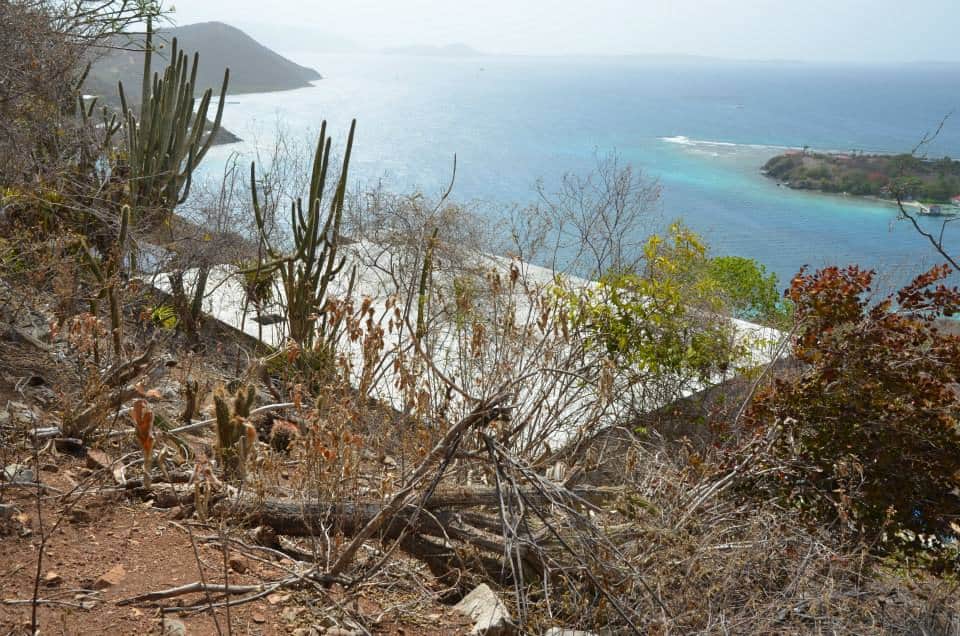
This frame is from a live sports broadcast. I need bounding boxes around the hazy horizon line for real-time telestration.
[175,19,960,67]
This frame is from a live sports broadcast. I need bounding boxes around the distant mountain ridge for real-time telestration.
[87,21,322,103]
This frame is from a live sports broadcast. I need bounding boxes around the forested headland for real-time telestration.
[763,150,960,202]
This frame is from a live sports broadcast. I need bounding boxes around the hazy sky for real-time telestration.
[167,0,959,62]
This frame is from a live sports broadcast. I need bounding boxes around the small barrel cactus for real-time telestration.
[213,384,257,480]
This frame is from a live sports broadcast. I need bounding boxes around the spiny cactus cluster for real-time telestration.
[213,384,257,479]
[80,204,130,359]
[249,119,357,349]
[74,63,122,174]
[118,17,229,221]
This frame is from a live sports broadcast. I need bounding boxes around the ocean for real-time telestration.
[200,54,960,292]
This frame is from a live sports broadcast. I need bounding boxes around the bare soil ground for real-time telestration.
[0,466,472,635]
[0,277,474,636]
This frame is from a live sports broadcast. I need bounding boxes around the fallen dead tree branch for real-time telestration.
[253,389,516,581]
[117,581,266,606]
[422,484,619,511]
[136,477,629,595]
[128,388,634,592]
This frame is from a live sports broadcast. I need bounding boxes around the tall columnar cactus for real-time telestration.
[213,384,257,480]
[416,227,439,341]
[118,17,229,221]
[249,119,357,349]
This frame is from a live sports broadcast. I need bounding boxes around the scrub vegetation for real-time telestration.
[2,2,960,634]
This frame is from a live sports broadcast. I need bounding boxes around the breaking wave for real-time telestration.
[659,135,795,152]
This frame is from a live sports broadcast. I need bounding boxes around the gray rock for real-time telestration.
[162,618,187,636]
[0,402,38,427]
[2,464,35,483]
[453,584,515,635]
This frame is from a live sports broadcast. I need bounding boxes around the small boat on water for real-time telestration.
[916,203,960,217]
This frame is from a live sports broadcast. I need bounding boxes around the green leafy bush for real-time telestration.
[562,223,747,386]
[707,255,791,326]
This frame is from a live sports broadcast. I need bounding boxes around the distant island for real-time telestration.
[87,21,322,101]
[382,43,482,57]
[762,150,960,207]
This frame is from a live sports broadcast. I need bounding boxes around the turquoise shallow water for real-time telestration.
[200,54,960,291]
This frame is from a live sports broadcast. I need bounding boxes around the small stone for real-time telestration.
[325,629,359,636]
[2,464,34,484]
[43,571,62,587]
[281,606,304,622]
[228,556,247,574]
[453,584,515,636]
[162,618,187,636]
[267,592,290,605]
[93,564,126,589]
[251,611,267,624]
[2,402,34,426]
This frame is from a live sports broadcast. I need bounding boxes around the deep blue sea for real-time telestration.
[201,54,960,292]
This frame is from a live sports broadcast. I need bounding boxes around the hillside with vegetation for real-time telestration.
[763,150,960,202]
[86,21,322,101]
[83,21,324,147]
[3,2,960,635]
